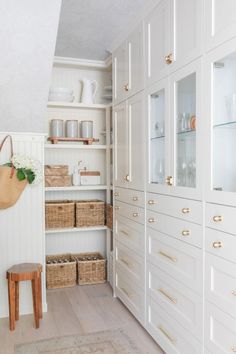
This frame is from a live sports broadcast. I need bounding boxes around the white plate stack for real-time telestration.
[49,87,74,102]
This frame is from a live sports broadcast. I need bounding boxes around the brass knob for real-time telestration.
[124,174,130,182]
[166,176,173,186]
[231,347,236,353]
[114,192,119,197]
[213,215,223,222]
[148,200,157,205]
[213,241,223,249]
[182,230,190,236]
[132,212,139,217]
[133,196,139,201]
[165,53,173,65]
[148,218,156,223]
[182,208,190,214]
[124,84,129,92]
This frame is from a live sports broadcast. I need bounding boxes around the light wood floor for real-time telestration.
[0,283,164,354]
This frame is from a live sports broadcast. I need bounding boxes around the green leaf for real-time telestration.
[17,169,26,181]
[25,169,35,184]
[3,162,12,167]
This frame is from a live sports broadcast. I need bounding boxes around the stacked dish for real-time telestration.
[49,87,74,102]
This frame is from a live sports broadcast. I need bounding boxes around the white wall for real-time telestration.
[0,0,62,133]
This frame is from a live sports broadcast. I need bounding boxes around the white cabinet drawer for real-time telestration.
[147,210,203,248]
[115,265,145,324]
[147,298,203,354]
[115,241,144,287]
[205,302,236,354]
[206,203,236,235]
[147,228,203,294]
[205,228,236,264]
[205,254,236,319]
[115,200,144,225]
[147,263,203,339]
[146,193,203,225]
[115,214,145,256]
[114,187,144,207]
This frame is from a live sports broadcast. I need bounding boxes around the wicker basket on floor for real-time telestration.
[46,254,76,289]
[45,200,75,229]
[106,204,113,229]
[75,200,105,227]
[72,252,106,285]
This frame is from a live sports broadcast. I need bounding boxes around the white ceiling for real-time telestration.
[55,0,150,61]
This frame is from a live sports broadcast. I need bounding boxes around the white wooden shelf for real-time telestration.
[45,185,108,192]
[46,226,108,234]
[45,144,107,150]
[47,102,110,110]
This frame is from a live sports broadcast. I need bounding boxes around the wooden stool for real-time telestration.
[6,263,43,331]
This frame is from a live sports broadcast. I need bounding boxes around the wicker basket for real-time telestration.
[46,254,76,289]
[45,200,75,229]
[106,204,113,229]
[75,200,105,227]
[72,252,106,285]
[45,175,72,187]
[45,165,69,176]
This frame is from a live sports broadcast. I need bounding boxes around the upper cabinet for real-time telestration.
[113,23,144,105]
[205,0,236,51]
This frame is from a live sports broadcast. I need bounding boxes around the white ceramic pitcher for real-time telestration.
[80,79,98,104]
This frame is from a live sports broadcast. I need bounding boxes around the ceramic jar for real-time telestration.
[66,120,78,138]
[81,121,93,138]
[50,119,64,137]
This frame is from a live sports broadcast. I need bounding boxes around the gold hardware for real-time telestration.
[114,192,119,197]
[232,291,236,297]
[148,217,156,223]
[124,84,129,92]
[148,200,157,205]
[159,251,177,263]
[121,230,129,236]
[213,241,223,249]
[133,212,139,217]
[166,176,173,186]
[133,196,139,201]
[213,215,223,222]
[114,206,120,211]
[124,174,130,182]
[182,208,190,214]
[158,325,176,344]
[232,348,236,353]
[182,230,190,237]
[121,258,133,268]
[158,288,177,304]
[121,287,133,298]
[165,53,173,65]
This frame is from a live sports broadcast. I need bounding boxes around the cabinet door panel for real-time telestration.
[114,102,128,187]
[113,42,127,105]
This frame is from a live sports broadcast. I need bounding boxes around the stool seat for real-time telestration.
[6,263,43,331]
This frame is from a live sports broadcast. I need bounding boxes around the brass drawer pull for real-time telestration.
[232,291,236,297]
[124,174,130,182]
[166,176,173,186]
[114,206,120,211]
[213,241,223,249]
[158,251,177,263]
[148,217,156,223]
[182,230,190,237]
[148,200,157,205]
[158,325,176,344]
[121,287,133,298]
[158,288,177,304]
[132,213,139,217]
[114,192,119,197]
[123,84,129,92]
[121,258,133,268]
[132,196,139,201]
[232,347,236,353]
[182,208,190,214]
[120,230,129,236]
[213,215,223,222]
[165,53,173,65]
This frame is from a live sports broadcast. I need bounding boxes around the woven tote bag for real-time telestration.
[0,135,27,209]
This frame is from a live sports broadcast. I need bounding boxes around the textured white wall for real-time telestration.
[0,0,62,133]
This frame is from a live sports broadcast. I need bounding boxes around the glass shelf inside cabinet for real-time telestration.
[212,53,236,193]
[176,73,196,188]
[150,89,166,185]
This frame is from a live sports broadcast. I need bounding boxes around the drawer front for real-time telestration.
[115,200,144,224]
[115,241,144,286]
[205,228,236,264]
[147,298,203,354]
[147,263,203,338]
[206,203,236,235]
[114,187,144,207]
[115,214,145,255]
[205,302,236,354]
[146,193,203,224]
[205,254,236,319]
[147,228,203,294]
[147,210,203,248]
[115,265,145,324]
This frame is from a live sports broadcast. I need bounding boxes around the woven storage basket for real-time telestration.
[45,165,68,176]
[45,200,75,229]
[106,204,113,229]
[72,252,106,285]
[46,254,76,289]
[45,175,72,187]
[75,200,105,227]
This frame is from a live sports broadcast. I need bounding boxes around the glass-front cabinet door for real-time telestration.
[146,78,171,194]
[171,59,202,199]
[206,37,236,206]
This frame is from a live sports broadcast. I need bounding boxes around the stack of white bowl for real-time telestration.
[48,87,74,102]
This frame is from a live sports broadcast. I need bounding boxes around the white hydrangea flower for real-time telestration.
[11,154,43,185]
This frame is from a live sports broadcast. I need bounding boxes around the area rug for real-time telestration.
[14,329,142,354]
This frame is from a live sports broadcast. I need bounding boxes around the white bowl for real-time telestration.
[48,93,74,102]
[49,87,73,95]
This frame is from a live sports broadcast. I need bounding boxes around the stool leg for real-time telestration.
[38,272,42,319]
[15,281,19,321]
[8,279,15,331]
[31,279,39,329]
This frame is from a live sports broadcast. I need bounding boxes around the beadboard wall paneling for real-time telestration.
[0,133,45,318]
